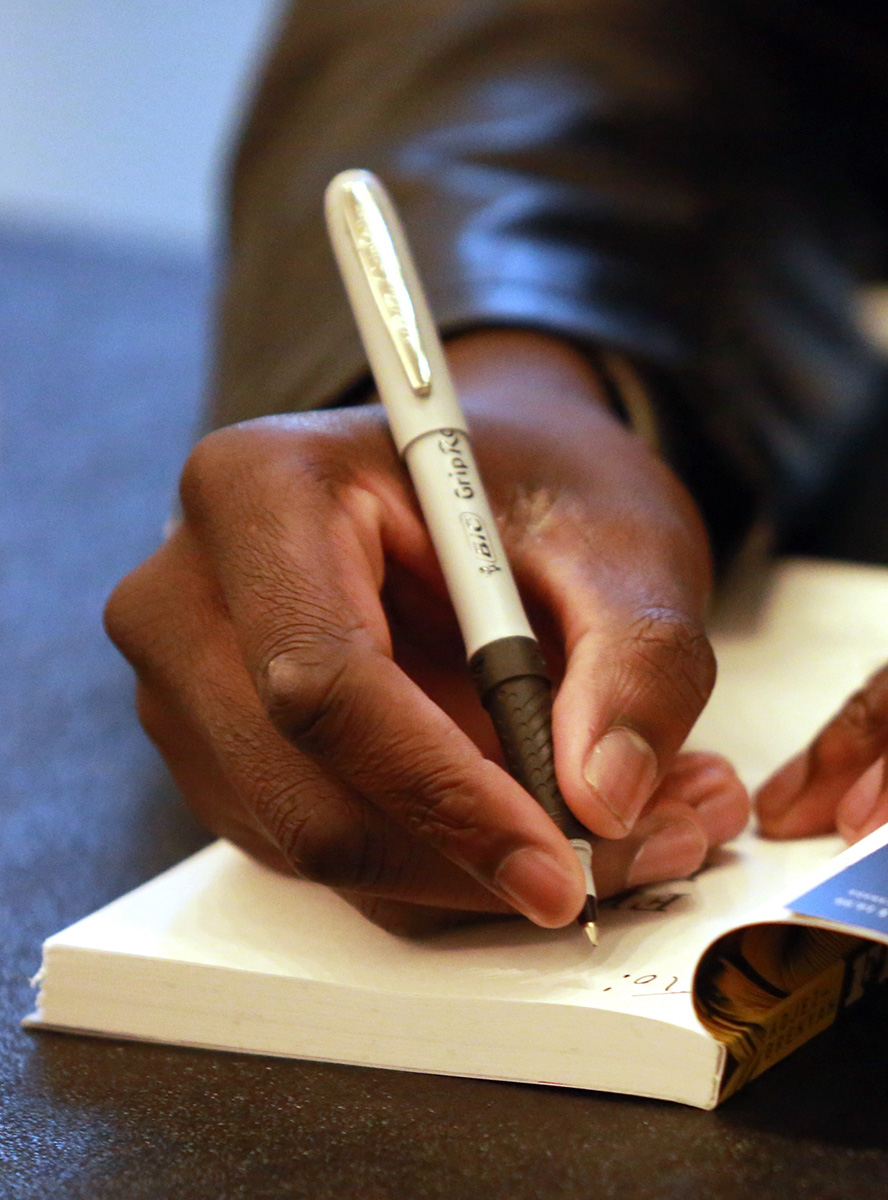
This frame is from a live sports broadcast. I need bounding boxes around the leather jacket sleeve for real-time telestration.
[209,0,887,566]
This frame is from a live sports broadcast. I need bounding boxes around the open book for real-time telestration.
[26,560,888,1108]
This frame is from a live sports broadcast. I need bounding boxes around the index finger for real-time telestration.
[180,422,586,927]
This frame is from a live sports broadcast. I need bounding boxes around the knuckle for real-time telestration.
[179,425,283,526]
[815,673,888,769]
[259,641,355,748]
[103,571,139,654]
[343,897,436,936]
[400,786,468,848]
[839,690,883,739]
[177,429,238,522]
[382,745,483,852]
[178,420,354,529]
[282,818,359,887]
[620,608,716,720]
[103,562,159,669]
[845,668,888,736]
[344,897,478,936]
[103,545,194,677]
[259,793,375,890]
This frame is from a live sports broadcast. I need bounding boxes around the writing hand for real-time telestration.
[105,330,748,933]
[757,665,888,843]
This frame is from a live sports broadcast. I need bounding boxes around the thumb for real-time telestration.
[553,602,717,839]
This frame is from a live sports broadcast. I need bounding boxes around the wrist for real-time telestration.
[444,328,619,425]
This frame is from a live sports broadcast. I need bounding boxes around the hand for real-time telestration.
[757,665,888,842]
[105,329,748,933]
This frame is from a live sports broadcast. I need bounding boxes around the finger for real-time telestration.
[757,666,888,838]
[342,754,748,931]
[553,596,716,840]
[140,678,521,933]
[836,758,888,842]
[139,650,731,937]
[135,681,293,873]
[114,525,583,926]
[591,804,708,897]
[176,424,587,928]
[260,630,585,926]
[645,751,750,844]
[591,754,748,895]
[466,401,714,841]
[111,538,521,914]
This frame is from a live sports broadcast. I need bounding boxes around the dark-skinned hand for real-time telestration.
[105,329,750,933]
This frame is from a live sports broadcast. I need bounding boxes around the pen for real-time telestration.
[324,169,598,945]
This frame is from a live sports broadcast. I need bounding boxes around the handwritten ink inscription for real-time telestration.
[600,889,690,914]
[600,973,690,998]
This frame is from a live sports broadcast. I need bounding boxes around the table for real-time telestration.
[2,223,888,1200]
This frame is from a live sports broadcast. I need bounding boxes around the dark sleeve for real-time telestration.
[209,0,887,566]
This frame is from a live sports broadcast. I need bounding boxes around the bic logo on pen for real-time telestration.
[460,512,501,575]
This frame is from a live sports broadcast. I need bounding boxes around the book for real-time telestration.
[25,559,888,1108]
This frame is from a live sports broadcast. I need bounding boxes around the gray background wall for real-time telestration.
[0,0,281,249]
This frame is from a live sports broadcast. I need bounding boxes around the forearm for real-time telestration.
[213,0,722,428]
[210,0,885,569]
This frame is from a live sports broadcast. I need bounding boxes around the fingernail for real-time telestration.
[840,761,883,833]
[494,847,580,927]
[627,820,707,888]
[583,727,658,831]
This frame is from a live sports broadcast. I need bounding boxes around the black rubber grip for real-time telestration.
[469,636,549,693]
[469,637,588,841]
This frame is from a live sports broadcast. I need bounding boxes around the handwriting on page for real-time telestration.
[588,866,714,998]
[603,890,689,914]
[600,875,702,915]
[600,973,690,998]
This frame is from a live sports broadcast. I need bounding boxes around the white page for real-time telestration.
[691,558,888,790]
[40,830,839,1026]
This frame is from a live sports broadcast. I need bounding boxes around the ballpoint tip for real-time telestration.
[583,921,598,948]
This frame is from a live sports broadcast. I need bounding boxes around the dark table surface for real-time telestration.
[2,223,888,1200]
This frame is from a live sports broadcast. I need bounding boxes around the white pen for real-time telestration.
[324,168,598,945]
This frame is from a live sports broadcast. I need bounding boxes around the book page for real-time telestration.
[690,558,888,790]
[39,831,842,1039]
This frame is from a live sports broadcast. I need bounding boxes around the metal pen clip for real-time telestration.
[339,177,432,397]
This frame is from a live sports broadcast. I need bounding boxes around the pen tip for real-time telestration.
[577,893,598,947]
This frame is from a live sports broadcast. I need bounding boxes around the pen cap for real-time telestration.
[324,170,468,453]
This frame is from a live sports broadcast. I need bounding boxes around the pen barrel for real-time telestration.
[469,636,590,843]
[325,169,592,864]
[404,430,534,657]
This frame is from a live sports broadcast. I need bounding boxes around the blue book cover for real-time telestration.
[789,841,888,940]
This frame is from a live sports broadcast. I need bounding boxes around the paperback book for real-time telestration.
[26,559,888,1107]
